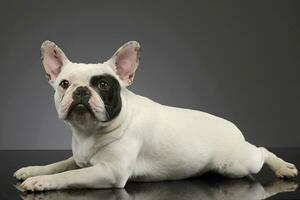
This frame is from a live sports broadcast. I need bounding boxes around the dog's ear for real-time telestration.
[105,41,141,86]
[41,40,70,85]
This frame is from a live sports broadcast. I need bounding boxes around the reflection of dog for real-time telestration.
[18,178,298,200]
[14,41,297,191]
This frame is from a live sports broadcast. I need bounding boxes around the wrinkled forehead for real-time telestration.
[56,63,120,86]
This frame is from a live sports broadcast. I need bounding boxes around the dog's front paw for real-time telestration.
[19,175,57,192]
[14,166,39,181]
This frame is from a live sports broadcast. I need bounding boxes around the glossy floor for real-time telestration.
[1,148,299,200]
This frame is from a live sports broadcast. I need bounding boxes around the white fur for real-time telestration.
[17,178,299,200]
[14,41,298,191]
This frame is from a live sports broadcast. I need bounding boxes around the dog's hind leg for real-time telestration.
[215,142,298,179]
[215,142,266,178]
[260,147,298,178]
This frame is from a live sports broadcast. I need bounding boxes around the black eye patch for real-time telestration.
[90,74,122,121]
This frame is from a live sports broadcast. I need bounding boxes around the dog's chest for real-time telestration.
[72,137,96,168]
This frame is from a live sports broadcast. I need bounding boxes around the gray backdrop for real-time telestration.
[0,0,299,149]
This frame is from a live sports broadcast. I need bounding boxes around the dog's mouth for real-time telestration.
[67,102,95,119]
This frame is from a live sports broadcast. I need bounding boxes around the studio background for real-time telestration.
[0,0,299,149]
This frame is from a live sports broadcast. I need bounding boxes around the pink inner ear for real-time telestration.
[114,46,137,81]
[41,41,68,82]
[44,50,63,81]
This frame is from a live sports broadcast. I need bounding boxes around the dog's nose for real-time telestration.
[73,86,91,103]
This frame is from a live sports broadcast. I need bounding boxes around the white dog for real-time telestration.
[14,40,298,191]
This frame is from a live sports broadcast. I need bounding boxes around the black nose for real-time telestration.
[72,86,91,103]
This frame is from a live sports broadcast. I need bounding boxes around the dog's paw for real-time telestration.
[14,166,39,181]
[275,162,298,179]
[19,175,56,192]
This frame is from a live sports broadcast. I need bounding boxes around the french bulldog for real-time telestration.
[14,40,298,191]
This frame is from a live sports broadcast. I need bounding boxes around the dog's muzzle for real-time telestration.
[67,86,94,116]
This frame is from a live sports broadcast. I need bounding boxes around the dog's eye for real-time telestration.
[59,80,70,89]
[98,80,110,91]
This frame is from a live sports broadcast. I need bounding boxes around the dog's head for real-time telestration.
[41,40,140,124]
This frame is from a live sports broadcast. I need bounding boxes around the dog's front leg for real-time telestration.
[14,157,78,181]
[19,163,128,191]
